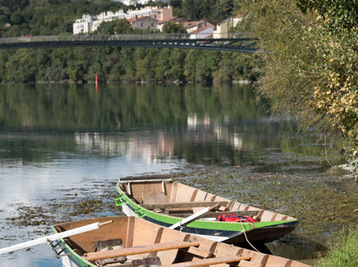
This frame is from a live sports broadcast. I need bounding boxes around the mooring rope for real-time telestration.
[239,220,260,253]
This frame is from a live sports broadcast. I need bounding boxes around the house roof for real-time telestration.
[190,27,213,34]
[185,20,214,29]
[158,16,188,25]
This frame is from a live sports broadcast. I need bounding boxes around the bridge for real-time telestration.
[0,33,258,52]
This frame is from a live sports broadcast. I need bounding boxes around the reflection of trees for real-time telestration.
[0,83,339,168]
[0,83,267,130]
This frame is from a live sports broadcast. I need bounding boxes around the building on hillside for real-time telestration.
[96,10,126,22]
[157,17,188,32]
[213,20,229,38]
[120,0,170,5]
[131,16,158,31]
[157,18,214,35]
[189,27,214,39]
[73,5,173,34]
[73,15,95,35]
[126,6,172,21]
[184,20,214,34]
[232,14,243,27]
[213,15,243,39]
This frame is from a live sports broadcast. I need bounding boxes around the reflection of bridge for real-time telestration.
[0,33,258,52]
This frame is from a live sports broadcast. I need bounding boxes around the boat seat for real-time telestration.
[95,238,127,266]
[186,246,213,258]
[141,201,228,210]
[83,241,200,261]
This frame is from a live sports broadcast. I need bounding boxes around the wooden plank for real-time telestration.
[170,182,177,203]
[165,208,193,213]
[142,201,228,210]
[226,201,234,210]
[125,217,135,248]
[165,210,260,218]
[190,189,198,201]
[199,210,260,218]
[119,177,172,183]
[162,181,166,194]
[161,256,251,267]
[187,246,212,258]
[148,227,164,257]
[83,241,200,261]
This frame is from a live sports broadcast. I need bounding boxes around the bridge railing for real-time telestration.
[0,32,255,44]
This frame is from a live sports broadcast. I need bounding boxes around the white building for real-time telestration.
[126,6,173,21]
[73,6,173,34]
[213,15,243,39]
[119,0,170,5]
[73,15,95,35]
[189,27,214,39]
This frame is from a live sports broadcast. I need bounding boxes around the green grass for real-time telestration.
[315,227,358,267]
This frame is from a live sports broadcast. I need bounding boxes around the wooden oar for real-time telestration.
[169,204,219,230]
[83,241,200,261]
[0,220,113,255]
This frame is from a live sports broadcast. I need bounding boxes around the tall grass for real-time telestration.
[316,227,358,267]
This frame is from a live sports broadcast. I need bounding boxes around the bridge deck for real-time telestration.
[0,34,258,52]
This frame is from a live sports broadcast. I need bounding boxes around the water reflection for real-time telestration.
[74,131,175,163]
[0,83,343,169]
[266,234,327,265]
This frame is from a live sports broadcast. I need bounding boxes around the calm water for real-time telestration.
[0,83,342,266]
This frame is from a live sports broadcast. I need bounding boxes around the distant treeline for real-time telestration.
[0,47,256,83]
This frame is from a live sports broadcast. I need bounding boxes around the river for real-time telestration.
[0,83,355,266]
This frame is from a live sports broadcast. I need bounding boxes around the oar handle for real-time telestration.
[0,221,109,255]
[98,220,113,228]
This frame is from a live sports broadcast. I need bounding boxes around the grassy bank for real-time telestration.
[315,227,358,267]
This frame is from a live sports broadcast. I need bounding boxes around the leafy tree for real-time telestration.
[168,49,185,81]
[162,21,186,33]
[154,48,170,81]
[238,0,358,155]
[96,19,131,35]
[10,11,23,25]
[182,0,200,21]
[170,0,182,9]
[297,0,358,30]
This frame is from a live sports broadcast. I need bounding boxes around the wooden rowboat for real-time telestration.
[115,177,299,244]
[52,216,310,267]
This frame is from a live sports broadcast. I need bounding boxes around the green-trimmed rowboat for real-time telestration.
[52,216,310,267]
[115,177,299,245]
